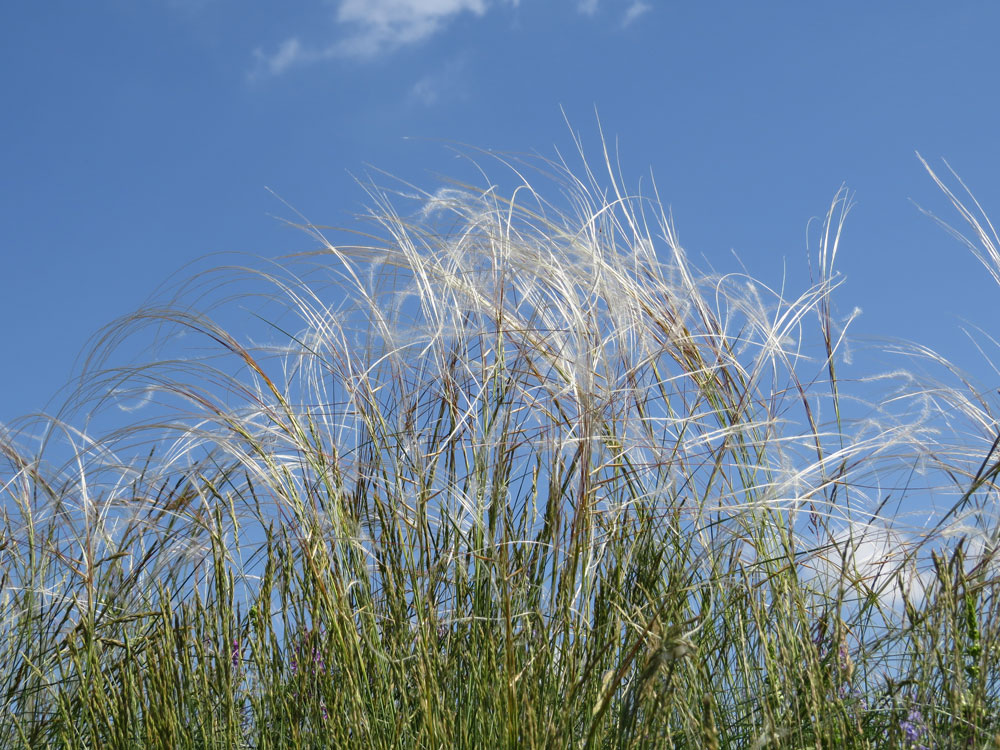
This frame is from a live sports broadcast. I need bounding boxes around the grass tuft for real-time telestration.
[3,145,1000,748]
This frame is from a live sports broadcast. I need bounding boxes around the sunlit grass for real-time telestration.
[2,144,999,748]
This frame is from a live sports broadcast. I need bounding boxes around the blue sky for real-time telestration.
[3,1,1000,426]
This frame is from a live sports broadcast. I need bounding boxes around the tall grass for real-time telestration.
[2,144,999,748]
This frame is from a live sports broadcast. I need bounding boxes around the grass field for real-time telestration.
[2,146,999,748]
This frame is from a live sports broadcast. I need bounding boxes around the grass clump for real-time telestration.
[2,144,1000,748]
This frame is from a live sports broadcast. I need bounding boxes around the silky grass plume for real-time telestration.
[1,139,999,748]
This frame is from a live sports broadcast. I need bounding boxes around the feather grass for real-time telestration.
[2,144,999,748]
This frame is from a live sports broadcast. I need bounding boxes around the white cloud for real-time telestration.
[806,522,930,612]
[114,387,155,413]
[251,0,507,76]
[252,37,309,78]
[622,1,651,27]
[250,0,639,77]
[410,76,440,106]
[937,517,1000,576]
[335,0,491,58]
[408,57,467,106]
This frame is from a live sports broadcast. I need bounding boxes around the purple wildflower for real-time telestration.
[838,642,850,670]
[289,629,330,722]
[836,682,866,709]
[900,707,930,750]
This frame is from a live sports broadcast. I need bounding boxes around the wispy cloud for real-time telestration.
[253,37,308,78]
[336,0,491,58]
[806,522,930,612]
[622,1,651,27]
[250,0,642,79]
[252,0,510,77]
[408,56,468,106]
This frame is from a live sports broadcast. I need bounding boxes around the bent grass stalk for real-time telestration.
[1,145,999,748]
